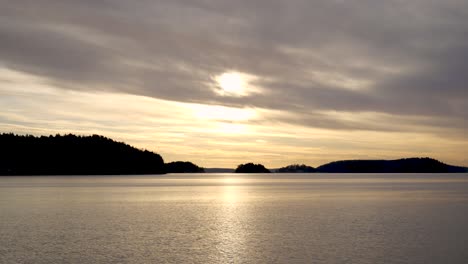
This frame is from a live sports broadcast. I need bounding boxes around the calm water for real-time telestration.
[1,173,468,264]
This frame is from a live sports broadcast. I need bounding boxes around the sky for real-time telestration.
[1,0,467,168]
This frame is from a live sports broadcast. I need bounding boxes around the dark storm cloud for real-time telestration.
[1,0,467,132]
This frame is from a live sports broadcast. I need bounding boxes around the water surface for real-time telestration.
[1,173,468,263]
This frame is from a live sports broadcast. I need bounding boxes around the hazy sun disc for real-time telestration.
[214,72,253,97]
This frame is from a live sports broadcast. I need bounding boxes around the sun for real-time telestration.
[214,72,250,97]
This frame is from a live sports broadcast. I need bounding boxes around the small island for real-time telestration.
[165,161,205,173]
[277,164,316,173]
[235,163,271,173]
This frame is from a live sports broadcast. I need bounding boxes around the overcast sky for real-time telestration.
[1,0,467,167]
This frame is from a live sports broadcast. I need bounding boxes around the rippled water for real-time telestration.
[1,173,468,264]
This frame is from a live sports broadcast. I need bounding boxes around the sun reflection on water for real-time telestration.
[212,178,250,262]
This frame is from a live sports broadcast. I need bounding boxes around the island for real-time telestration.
[315,158,467,173]
[165,161,205,173]
[276,164,316,173]
[0,133,166,175]
[235,163,271,173]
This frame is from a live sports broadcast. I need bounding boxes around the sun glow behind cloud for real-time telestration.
[213,71,261,97]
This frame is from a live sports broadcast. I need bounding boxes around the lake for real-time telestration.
[1,173,468,264]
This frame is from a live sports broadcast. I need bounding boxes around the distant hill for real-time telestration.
[316,158,467,173]
[205,168,235,173]
[165,161,205,173]
[277,164,316,173]
[0,133,165,175]
[235,163,270,173]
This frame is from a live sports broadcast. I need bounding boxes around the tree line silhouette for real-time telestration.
[1,133,168,175]
[1,133,466,175]
[277,164,316,173]
[274,158,467,173]
[165,161,205,173]
[235,163,271,173]
[314,158,467,173]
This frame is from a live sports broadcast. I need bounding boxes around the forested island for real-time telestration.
[276,158,467,173]
[235,163,271,173]
[1,133,467,175]
[0,133,204,175]
[277,164,316,173]
[165,161,205,173]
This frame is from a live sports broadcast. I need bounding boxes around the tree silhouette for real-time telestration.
[316,158,467,173]
[165,161,205,173]
[235,163,270,173]
[277,164,316,173]
[0,133,165,175]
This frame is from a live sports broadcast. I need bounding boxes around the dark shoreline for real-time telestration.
[1,133,467,175]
